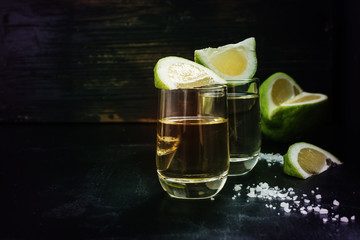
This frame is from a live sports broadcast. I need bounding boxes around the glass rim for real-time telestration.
[159,84,227,91]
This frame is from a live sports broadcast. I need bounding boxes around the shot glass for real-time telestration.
[156,85,229,199]
[227,79,261,176]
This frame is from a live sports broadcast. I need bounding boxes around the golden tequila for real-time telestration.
[156,116,229,199]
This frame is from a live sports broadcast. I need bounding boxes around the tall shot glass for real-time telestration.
[227,79,261,176]
[156,85,230,199]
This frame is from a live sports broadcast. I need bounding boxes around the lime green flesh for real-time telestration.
[298,148,326,175]
[168,62,212,88]
[288,95,321,104]
[271,78,296,106]
[209,49,247,76]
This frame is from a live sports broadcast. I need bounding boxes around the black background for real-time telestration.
[1,0,359,160]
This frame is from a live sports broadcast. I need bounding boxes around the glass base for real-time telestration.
[158,173,228,199]
[229,154,259,176]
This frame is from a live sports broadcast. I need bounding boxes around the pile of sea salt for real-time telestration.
[230,153,356,224]
[259,152,284,166]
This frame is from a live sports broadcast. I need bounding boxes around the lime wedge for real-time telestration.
[154,56,226,89]
[260,72,328,142]
[260,72,303,119]
[284,142,342,179]
[194,37,257,80]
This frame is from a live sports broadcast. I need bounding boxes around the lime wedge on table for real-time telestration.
[154,56,226,90]
[260,72,328,142]
[284,142,342,179]
[194,37,257,80]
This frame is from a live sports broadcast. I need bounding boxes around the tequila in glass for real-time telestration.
[157,116,229,199]
[156,86,229,199]
[227,79,261,175]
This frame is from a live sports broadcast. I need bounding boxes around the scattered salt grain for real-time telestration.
[247,189,256,198]
[315,194,322,200]
[301,210,308,215]
[351,215,356,221]
[320,208,329,215]
[333,199,340,206]
[322,218,328,223]
[314,206,321,212]
[234,184,242,191]
[340,216,349,223]
[284,207,291,213]
[280,202,289,208]
[277,192,288,199]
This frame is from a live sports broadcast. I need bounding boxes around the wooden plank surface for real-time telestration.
[1,123,360,239]
[1,0,335,122]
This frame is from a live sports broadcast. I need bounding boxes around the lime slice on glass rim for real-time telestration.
[154,56,226,90]
[284,142,342,179]
[194,37,257,80]
[260,72,328,142]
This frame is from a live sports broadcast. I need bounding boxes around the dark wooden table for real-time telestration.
[1,123,359,239]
